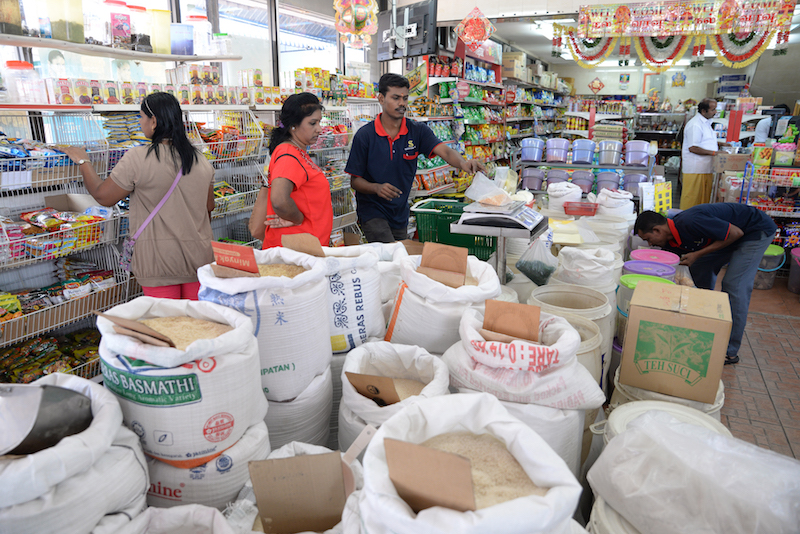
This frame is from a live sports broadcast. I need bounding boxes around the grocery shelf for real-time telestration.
[0,34,242,62]
[416,163,453,175]
[539,103,568,109]
[211,190,259,219]
[565,112,625,121]
[638,112,687,116]
[518,161,652,171]
[508,132,535,139]
[561,130,590,138]
[464,121,504,126]
[413,116,456,122]
[0,104,93,111]
[428,77,505,90]
[347,97,378,103]
[464,140,504,146]
[710,115,766,125]
[506,117,537,122]
[635,130,679,134]
[332,212,358,230]
[411,183,457,198]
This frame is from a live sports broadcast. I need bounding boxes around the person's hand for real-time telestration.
[59,146,90,165]
[680,251,701,267]
[265,214,299,228]
[462,159,486,175]
[375,182,402,201]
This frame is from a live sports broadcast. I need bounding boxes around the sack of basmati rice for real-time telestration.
[146,421,270,510]
[264,366,333,449]
[338,341,450,452]
[358,393,583,534]
[197,247,331,401]
[385,256,502,354]
[97,297,267,468]
[443,309,605,410]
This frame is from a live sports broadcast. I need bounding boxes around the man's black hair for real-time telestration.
[698,98,716,113]
[634,210,668,235]
[378,73,410,96]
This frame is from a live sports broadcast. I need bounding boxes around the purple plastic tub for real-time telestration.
[598,140,623,165]
[546,138,570,163]
[521,138,545,161]
[546,169,569,185]
[625,140,650,167]
[571,170,595,193]
[522,168,545,190]
[623,182,641,194]
[622,260,676,281]
[597,171,620,192]
[572,139,596,164]
[622,173,648,193]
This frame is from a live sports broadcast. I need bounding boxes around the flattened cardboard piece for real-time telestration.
[483,300,540,342]
[384,438,476,513]
[619,280,731,404]
[418,242,468,287]
[211,241,259,273]
[211,263,259,279]
[416,266,466,288]
[344,372,401,407]
[94,311,175,347]
[249,452,346,534]
[401,239,424,255]
[112,325,171,347]
[479,328,538,345]
[281,233,325,258]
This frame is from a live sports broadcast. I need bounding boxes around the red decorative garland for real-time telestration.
[714,31,771,62]
[637,35,689,66]
[567,29,615,61]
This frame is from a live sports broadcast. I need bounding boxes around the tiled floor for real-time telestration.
[720,276,800,459]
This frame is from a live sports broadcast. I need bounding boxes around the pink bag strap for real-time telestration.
[131,168,183,240]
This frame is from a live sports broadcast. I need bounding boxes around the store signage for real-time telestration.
[211,242,258,274]
[577,0,795,37]
[456,81,469,100]
[505,90,516,104]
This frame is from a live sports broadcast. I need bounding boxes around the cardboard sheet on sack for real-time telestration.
[416,242,468,288]
[620,280,731,404]
[345,371,402,406]
[480,299,540,344]
[281,233,325,257]
[210,241,259,278]
[93,311,176,348]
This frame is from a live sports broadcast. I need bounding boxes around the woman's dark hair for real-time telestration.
[268,93,323,153]
[634,210,668,235]
[141,92,198,174]
[379,73,409,96]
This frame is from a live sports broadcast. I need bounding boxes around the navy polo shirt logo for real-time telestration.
[403,140,418,160]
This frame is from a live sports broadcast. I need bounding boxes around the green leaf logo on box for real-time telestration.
[633,321,713,385]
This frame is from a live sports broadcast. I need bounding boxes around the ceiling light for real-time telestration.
[550,17,577,23]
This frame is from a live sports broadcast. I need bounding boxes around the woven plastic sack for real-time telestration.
[97,297,267,468]
[357,242,409,303]
[358,393,583,534]
[197,247,332,401]
[338,341,450,452]
[119,504,237,534]
[264,366,333,449]
[547,182,582,213]
[146,421,270,510]
[588,411,800,534]
[385,256,501,354]
[443,309,605,410]
[0,376,149,534]
[552,247,617,287]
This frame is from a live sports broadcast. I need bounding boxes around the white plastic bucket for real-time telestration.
[609,367,725,421]
[589,496,641,534]
[528,284,613,395]
[506,276,536,304]
[497,285,520,303]
[548,278,618,343]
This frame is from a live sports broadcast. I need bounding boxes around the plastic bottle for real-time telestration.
[186,15,211,56]
[4,61,47,103]
[128,5,152,52]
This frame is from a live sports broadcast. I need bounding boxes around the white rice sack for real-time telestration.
[444,309,605,410]
[264,366,333,450]
[0,416,149,534]
[385,256,502,354]
[552,247,617,287]
[338,342,450,452]
[147,421,270,510]
[588,411,800,534]
[98,297,267,468]
[197,247,332,401]
[0,373,124,507]
[358,393,582,534]
[547,182,582,213]
[321,247,385,352]
[363,242,410,303]
[118,504,237,534]
[326,353,348,451]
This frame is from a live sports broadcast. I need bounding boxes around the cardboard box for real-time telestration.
[44,193,104,213]
[713,153,751,173]
[620,281,731,404]
[502,59,525,81]
[504,51,527,64]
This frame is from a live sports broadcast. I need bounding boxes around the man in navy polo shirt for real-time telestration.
[345,73,485,242]
[634,203,777,365]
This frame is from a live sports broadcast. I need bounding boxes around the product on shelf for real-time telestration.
[0,329,101,384]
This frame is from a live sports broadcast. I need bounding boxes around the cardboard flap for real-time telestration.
[483,300,540,342]
[211,263,260,279]
[401,239,424,256]
[281,233,325,257]
[345,372,401,406]
[249,452,346,534]
[384,438,475,513]
[418,242,468,287]
[416,266,466,288]
[44,193,103,213]
[94,311,175,347]
[479,328,539,345]
[631,281,732,321]
[112,325,172,347]
[211,242,259,274]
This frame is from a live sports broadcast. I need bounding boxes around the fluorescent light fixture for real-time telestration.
[550,17,576,23]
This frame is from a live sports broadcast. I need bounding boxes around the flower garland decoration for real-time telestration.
[634,35,693,73]
[774,30,790,55]
[618,36,631,66]
[691,35,706,68]
[562,25,618,69]
[710,30,775,68]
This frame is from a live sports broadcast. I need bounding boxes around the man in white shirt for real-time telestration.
[681,98,721,209]
[754,116,772,143]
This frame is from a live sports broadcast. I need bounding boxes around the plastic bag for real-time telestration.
[465,172,512,206]
[493,166,519,195]
[588,411,800,534]
[516,230,558,285]
[674,265,695,286]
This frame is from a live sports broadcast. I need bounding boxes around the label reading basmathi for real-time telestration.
[102,360,202,406]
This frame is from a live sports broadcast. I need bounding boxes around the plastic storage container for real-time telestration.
[598,140,623,165]
[572,139,596,164]
[623,173,648,194]
[546,169,569,185]
[597,171,620,192]
[150,9,172,54]
[563,202,599,216]
[546,138,570,163]
[571,170,594,193]
[753,244,786,290]
[521,168,545,190]
[624,140,650,167]
[107,0,131,48]
[521,138,545,161]
[212,33,233,55]
[128,5,152,52]
[630,249,680,267]
[789,248,800,294]
[170,23,194,55]
[46,0,85,43]
[3,61,47,103]
[617,274,675,316]
[623,260,676,281]
[186,15,212,56]
[1,1,23,35]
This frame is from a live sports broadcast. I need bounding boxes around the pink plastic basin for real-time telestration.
[630,249,680,266]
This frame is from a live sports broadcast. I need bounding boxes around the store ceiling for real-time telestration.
[493,19,572,65]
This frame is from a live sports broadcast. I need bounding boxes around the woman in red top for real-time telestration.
[250,93,333,248]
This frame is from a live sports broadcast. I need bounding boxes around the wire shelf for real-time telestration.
[67,356,102,381]
[186,110,264,162]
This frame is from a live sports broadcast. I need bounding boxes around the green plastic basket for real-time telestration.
[410,199,497,261]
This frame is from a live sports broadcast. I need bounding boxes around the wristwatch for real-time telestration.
[77,159,87,166]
